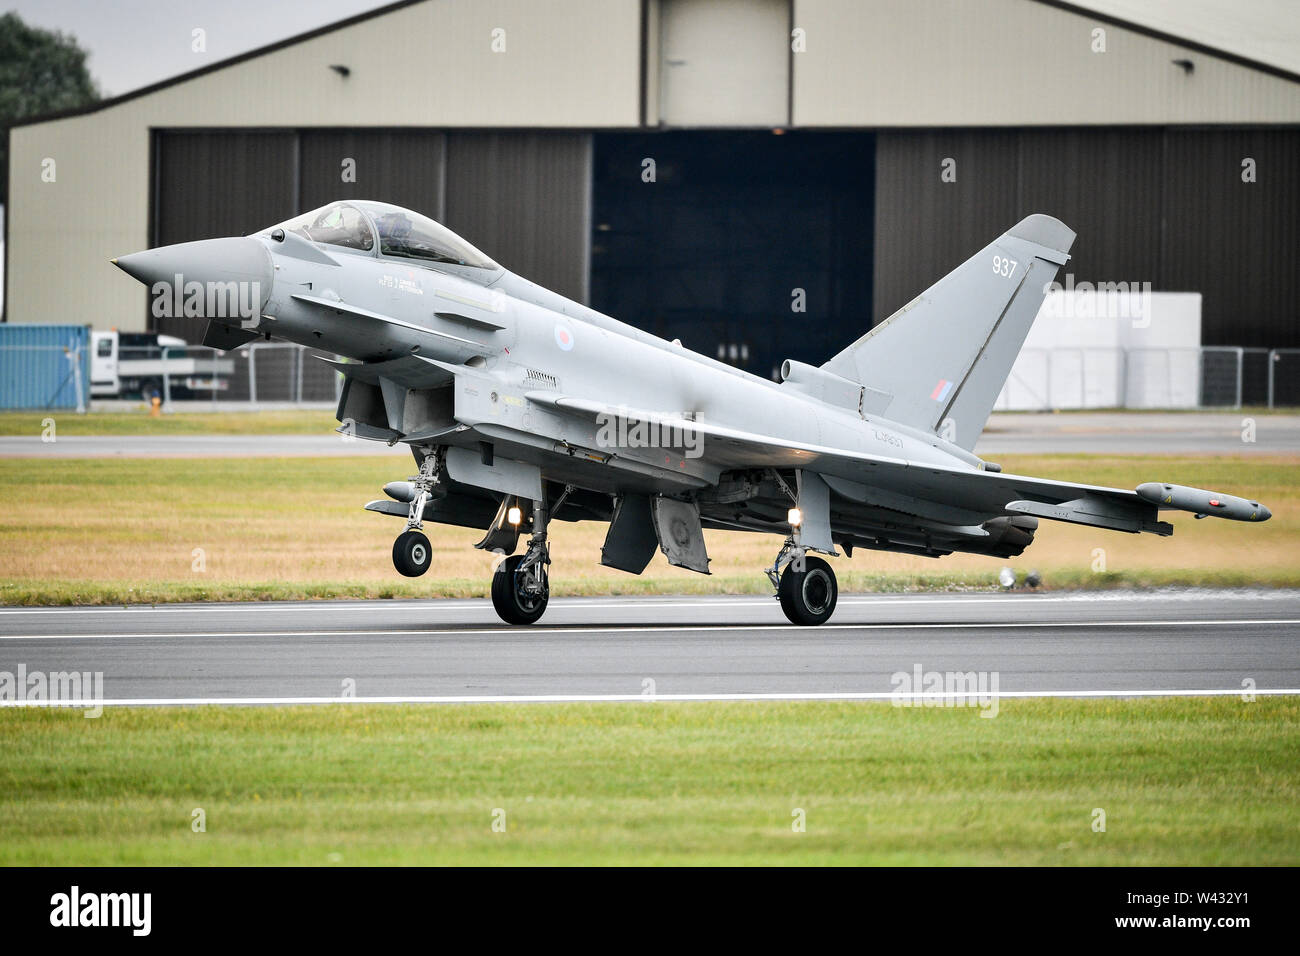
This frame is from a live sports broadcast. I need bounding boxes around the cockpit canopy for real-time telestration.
[268,200,497,270]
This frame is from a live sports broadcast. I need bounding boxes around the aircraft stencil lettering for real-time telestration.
[113,202,1272,625]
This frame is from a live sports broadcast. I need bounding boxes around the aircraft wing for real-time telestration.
[526,393,1270,533]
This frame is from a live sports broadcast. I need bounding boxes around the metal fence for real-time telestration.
[2,339,1297,411]
[997,345,1294,411]
[114,342,343,408]
[1269,349,1300,408]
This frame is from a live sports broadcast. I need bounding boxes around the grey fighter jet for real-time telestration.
[113,202,1272,625]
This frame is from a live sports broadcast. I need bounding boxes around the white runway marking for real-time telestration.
[2,688,1297,708]
[0,591,1291,616]
[3,619,1297,641]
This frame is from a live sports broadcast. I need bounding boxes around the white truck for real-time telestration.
[90,331,235,400]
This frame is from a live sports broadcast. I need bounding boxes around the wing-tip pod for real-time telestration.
[1136,482,1272,522]
[1006,214,1076,255]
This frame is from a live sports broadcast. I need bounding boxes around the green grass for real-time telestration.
[3,407,1293,439]
[1,697,1295,865]
[0,409,338,436]
[1,453,1296,604]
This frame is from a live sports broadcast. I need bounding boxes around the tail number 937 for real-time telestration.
[992,255,1018,278]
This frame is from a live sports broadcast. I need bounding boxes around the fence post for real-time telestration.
[1117,347,1128,408]
[162,345,173,413]
[1268,349,1276,409]
[70,346,87,414]
[1170,348,1180,408]
[1234,347,1244,410]
[295,346,304,404]
[248,343,258,406]
[1045,351,1053,410]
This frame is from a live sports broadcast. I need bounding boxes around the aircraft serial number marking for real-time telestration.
[992,255,1018,278]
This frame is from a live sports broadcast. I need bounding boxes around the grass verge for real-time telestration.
[1,697,1294,865]
[0,410,338,436]
[1,454,1294,605]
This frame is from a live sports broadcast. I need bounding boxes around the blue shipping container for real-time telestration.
[0,324,92,410]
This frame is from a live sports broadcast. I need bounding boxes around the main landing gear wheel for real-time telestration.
[392,529,431,577]
[778,555,838,626]
[491,554,549,625]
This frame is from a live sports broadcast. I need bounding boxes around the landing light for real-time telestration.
[507,506,522,526]
[788,508,803,528]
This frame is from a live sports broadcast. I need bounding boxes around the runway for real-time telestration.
[1,591,1297,705]
[974,412,1300,456]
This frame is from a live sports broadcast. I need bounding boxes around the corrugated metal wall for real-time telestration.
[299,130,447,216]
[0,324,91,410]
[590,131,874,380]
[444,132,592,303]
[874,127,1300,347]
[155,132,297,245]
[1162,128,1300,348]
[150,129,591,341]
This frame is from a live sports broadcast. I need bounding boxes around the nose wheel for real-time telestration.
[391,452,441,577]
[393,529,431,577]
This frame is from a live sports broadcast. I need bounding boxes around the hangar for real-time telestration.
[5,0,1300,385]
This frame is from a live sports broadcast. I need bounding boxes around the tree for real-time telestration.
[0,11,100,204]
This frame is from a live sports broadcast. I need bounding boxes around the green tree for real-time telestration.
[0,11,100,204]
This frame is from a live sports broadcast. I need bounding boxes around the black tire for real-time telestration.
[392,529,432,577]
[491,554,549,625]
[778,555,838,626]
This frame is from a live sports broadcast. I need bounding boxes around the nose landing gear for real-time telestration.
[390,451,441,577]
[767,538,839,626]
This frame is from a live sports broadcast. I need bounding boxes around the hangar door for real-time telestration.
[590,131,874,381]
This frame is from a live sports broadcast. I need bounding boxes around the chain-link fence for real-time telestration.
[108,342,343,407]
[1267,350,1300,409]
[3,340,1297,411]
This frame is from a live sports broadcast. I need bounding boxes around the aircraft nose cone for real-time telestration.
[112,236,273,320]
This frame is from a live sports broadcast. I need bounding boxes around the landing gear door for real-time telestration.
[651,497,711,575]
[475,497,521,555]
[601,494,658,574]
[796,471,836,554]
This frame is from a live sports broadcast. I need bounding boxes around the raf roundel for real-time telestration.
[554,324,575,351]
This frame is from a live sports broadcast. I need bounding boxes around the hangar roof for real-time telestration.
[1058,0,1300,78]
[9,0,1300,130]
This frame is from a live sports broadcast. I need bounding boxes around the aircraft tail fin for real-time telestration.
[821,214,1075,450]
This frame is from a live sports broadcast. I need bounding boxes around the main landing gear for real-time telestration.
[391,454,438,577]
[491,498,550,625]
[766,538,838,626]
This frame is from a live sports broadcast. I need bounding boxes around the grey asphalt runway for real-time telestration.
[1,591,1296,704]
[974,412,1300,456]
[2,412,1295,457]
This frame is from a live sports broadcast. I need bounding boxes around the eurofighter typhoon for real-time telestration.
[113,202,1271,625]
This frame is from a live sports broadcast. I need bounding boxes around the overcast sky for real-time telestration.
[5,0,395,96]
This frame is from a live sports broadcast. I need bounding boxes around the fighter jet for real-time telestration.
[113,201,1272,625]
